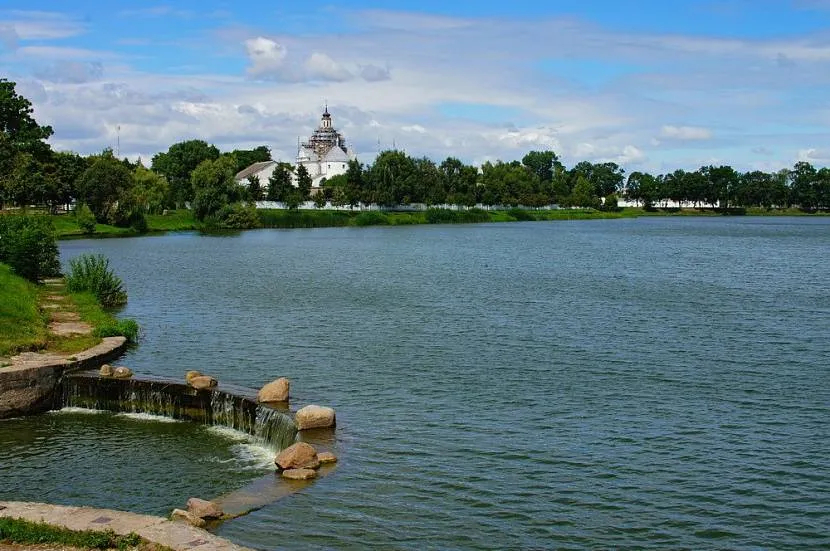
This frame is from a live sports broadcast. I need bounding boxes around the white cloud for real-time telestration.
[660,125,713,141]
[797,148,830,162]
[0,24,18,51]
[0,11,86,40]
[244,37,288,79]
[33,61,103,83]
[305,52,352,82]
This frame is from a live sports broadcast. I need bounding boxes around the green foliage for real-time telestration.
[507,207,535,221]
[74,203,96,234]
[267,163,294,201]
[296,164,312,202]
[75,151,133,223]
[353,211,388,226]
[218,202,261,229]
[230,145,271,173]
[131,164,170,214]
[0,517,146,550]
[94,318,140,343]
[603,193,619,211]
[190,156,239,221]
[257,209,353,228]
[0,214,61,281]
[0,262,47,356]
[425,208,491,224]
[151,139,220,207]
[247,175,263,201]
[65,253,127,307]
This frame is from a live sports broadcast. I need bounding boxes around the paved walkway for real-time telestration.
[0,502,253,551]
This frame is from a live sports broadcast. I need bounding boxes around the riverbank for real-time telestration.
[41,206,829,238]
[0,265,134,361]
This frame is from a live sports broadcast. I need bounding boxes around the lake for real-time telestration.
[2,217,828,550]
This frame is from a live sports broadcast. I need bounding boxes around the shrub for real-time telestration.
[507,208,535,221]
[0,215,61,282]
[65,254,127,307]
[0,517,143,550]
[353,211,388,226]
[426,208,491,224]
[219,203,261,229]
[74,203,96,234]
[94,318,139,343]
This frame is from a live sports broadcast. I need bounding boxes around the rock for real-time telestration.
[275,442,320,471]
[189,375,218,390]
[257,377,290,403]
[171,508,206,528]
[185,370,202,383]
[317,451,338,464]
[295,405,336,430]
[112,366,133,379]
[99,364,114,377]
[281,468,317,480]
[186,497,223,520]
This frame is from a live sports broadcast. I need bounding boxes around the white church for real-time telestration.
[235,107,355,191]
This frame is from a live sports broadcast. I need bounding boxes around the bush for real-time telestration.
[353,211,388,226]
[0,517,142,550]
[94,318,139,343]
[426,208,491,224]
[74,203,96,234]
[65,254,127,307]
[507,208,535,221]
[0,215,61,281]
[219,203,261,229]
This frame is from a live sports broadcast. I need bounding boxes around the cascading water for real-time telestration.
[58,371,297,451]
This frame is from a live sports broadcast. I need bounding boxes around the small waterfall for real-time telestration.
[58,372,297,451]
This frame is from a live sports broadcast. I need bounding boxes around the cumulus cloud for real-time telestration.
[305,52,352,81]
[660,125,713,141]
[360,63,391,82]
[244,36,288,79]
[798,148,830,162]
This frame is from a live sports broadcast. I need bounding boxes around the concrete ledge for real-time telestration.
[0,501,253,551]
[0,336,128,419]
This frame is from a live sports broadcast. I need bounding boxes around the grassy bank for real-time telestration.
[44,205,829,238]
[0,262,137,360]
[0,263,48,357]
[0,517,167,550]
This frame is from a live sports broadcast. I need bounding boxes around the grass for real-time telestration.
[51,210,197,238]
[0,263,48,357]
[0,516,170,550]
[0,262,139,360]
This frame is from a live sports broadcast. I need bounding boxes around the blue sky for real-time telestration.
[2,1,830,172]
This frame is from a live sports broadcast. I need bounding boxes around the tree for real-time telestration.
[344,159,364,207]
[248,175,263,201]
[267,163,294,202]
[522,150,559,185]
[230,145,271,174]
[439,157,478,206]
[790,161,818,210]
[190,156,238,221]
[131,164,170,214]
[75,150,133,223]
[570,175,600,208]
[151,140,220,208]
[701,165,739,208]
[296,164,312,202]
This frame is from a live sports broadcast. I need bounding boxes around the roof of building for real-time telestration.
[234,160,275,181]
[322,147,350,163]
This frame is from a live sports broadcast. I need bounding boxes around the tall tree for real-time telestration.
[230,145,272,173]
[296,164,312,202]
[522,150,559,185]
[75,150,133,223]
[267,163,294,202]
[151,139,220,208]
[190,156,238,221]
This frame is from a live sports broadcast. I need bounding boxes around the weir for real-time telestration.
[58,371,298,451]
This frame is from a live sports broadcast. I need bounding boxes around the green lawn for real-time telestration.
[0,263,48,357]
[51,210,197,238]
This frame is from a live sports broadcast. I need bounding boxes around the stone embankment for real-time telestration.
[0,337,127,419]
[0,501,252,551]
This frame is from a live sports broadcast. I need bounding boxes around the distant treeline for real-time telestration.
[2,79,828,233]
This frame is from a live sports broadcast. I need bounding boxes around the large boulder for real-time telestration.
[295,405,336,430]
[186,497,223,520]
[99,364,114,377]
[185,371,202,383]
[257,377,290,403]
[189,375,218,390]
[281,468,317,480]
[112,366,133,379]
[171,508,206,528]
[275,442,320,471]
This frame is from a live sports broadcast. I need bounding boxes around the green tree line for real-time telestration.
[2,78,829,232]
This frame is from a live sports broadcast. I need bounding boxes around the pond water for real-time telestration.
[2,217,829,550]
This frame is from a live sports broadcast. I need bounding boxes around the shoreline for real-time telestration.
[42,206,830,240]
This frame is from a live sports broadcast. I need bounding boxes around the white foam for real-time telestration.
[206,425,250,441]
[116,412,181,423]
[206,425,276,470]
[50,407,106,415]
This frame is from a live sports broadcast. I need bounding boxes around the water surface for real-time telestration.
[2,216,828,549]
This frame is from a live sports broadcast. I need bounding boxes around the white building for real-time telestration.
[234,107,355,192]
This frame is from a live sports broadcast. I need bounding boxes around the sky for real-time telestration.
[2,0,830,173]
